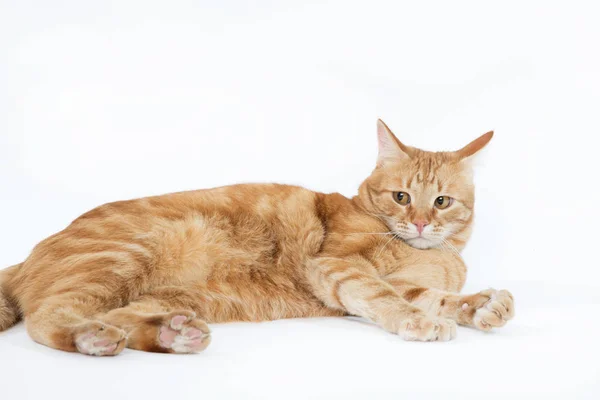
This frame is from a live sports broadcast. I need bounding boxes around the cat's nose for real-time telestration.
[413,220,429,235]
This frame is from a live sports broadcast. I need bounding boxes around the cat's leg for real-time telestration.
[307,257,457,341]
[386,280,515,331]
[25,292,127,356]
[98,287,211,354]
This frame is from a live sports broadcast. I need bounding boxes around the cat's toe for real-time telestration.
[74,322,127,356]
[398,315,457,342]
[158,313,211,354]
[470,289,515,331]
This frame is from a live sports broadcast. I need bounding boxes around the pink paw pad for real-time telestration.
[158,315,210,354]
[75,328,124,356]
[170,315,188,329]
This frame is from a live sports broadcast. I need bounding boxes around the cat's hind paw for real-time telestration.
[398,315,457,342]
[74,322,127,356]
[158,312,211,354]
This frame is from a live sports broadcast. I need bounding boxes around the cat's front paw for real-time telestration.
[397,315,457,342]
[464,289,515,331]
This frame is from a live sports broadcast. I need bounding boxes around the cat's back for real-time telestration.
[75,182,322,227]
[156,183,329,261]
[66,183,330,276]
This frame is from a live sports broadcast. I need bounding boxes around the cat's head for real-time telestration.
[357,119,493,250]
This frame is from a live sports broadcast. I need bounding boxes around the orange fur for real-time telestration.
[0,119,514,355]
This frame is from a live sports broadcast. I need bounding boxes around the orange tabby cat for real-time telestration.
[0,120,513,355]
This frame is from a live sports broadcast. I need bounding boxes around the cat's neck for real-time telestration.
[350,182,379,216]
[318,192,390,234]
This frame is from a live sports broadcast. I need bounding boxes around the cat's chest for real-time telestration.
[372,240,467,291]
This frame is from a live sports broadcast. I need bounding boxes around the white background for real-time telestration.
[1,1,599,399]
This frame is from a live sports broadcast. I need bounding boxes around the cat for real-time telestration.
[0,119,514,356]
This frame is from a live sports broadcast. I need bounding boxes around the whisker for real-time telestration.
[345,232,395,236]
[374,233,398,259]
[438,240,452,256]
[441,238,463,260]
[450,232,471,241]
[445,242,462,259]
[364,211,394,226]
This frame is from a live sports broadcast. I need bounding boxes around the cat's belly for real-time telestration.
[191,272,345,323]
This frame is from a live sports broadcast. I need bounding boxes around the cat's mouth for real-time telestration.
[403,236,437,250]
[386,221,442,250]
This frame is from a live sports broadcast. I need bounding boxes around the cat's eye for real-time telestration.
[434,196,453,209]
[393,191,411,206]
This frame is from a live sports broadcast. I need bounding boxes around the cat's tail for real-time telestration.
[0,263,22,331]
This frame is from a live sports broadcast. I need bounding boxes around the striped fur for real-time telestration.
[0,120,514,355]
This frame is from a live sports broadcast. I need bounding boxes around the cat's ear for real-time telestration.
[454,131,494,161]
[377,119,412,167]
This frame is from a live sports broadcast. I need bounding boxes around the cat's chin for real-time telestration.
[404,237,436,250]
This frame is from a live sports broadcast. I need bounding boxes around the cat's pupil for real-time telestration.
[437,197,443,204]
[398,193,404,200]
